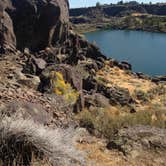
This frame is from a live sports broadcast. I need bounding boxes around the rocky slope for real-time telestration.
[0,0,166,166]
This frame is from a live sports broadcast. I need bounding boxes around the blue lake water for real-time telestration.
[85,30,166,76]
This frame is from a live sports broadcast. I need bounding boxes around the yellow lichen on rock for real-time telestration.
[50,71,79,104]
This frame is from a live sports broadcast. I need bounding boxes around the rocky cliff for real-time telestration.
[70,3,166,33]
[70,4,166,17]
[0,0,69,51]
[0,0,166,166]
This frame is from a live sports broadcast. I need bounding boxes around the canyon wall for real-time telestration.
[0,0,69,52]
[70,4,166,17]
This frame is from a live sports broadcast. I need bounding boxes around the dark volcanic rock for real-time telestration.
[0,0,107,67]
[136,72,151,80]
[40,64,84,112]
[52,64,83,91]
[83,76,98,92]
[152,76,166,83]
[84,93,110,108]
[83,75,134,106]
[11,0,69,51]
[107,126,166,155]
[0,1,16,53]
[0,0,69,51]
[70,16,91,24]
[98,85,134,106]
[66,32,106,65]
[118,61,132,70]
[23,54,47,75]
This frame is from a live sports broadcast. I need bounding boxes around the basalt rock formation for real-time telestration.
[0,0,107,115]
[0,0,106,61]
[0,0,16,53]
[70,4,166,33]
[70,4,166,17]
[106,126,166,165]
[0,0,69,52]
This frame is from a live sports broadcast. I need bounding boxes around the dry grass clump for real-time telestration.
[50,71,79,104]
[133,85,166,104]
[133,89,149,103]
[0,115,84,166]
[78,108,166,140]
[147,84,166,98]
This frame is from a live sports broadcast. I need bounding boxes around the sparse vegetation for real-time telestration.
[105,15,166,33]
[78,108,166,140]
[147,84,166,97]
[72,14,166,33]
[134,89,149,103]
[133,85,166,103]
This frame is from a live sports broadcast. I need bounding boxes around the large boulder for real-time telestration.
[39,64,84,112]
[98,85,134,106]
[84,93,110,109]
[0,1,16,53]
[0,0,69,51]
[41,64,82,92]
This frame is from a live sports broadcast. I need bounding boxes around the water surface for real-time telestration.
[85,30,166,76]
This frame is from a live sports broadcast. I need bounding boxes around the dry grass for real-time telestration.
[96,64,166,110]
[96,66,155,94]
[76,138,126,166]
[0,116,85,166]
[78,108,166,140]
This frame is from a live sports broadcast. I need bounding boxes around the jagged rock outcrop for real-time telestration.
[107,125,166,156]
[0,0,106,72]
[83,76,134,106]
[0,0,69,52]
[0,0,107,115]
[99,86,134,106]
[84,93,110,109]
[39,64,84,112]
[152,75,166,83]
[40,64,83,92]
[0,0,16,53]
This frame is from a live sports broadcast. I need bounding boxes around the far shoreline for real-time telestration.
[73,23,166,34]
